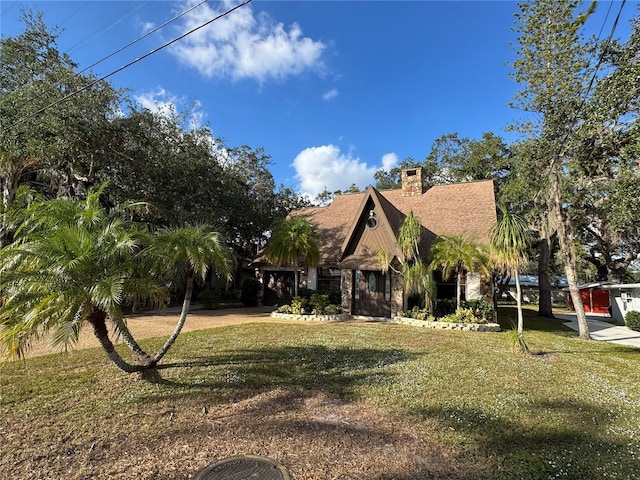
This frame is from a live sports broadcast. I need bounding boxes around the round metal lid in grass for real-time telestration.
[192,455,290,480]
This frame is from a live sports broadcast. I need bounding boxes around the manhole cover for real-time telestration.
[193,455,290,480]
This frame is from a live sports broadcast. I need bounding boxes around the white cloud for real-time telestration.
[134,88,178,117]
[381,152,398,171]
[134,88,206,130]
[291,145,400,199]
[168,0,326,82]
[323,88,338,100]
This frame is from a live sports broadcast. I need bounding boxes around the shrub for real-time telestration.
[276,304,292,314]
[442,308,488,324]
[326,289,341,305]
[290,297,308,315]
[461,299,494,322]
[297,286,314,300]
[435,299,456,317]
[625,310,640,332]
[403,306,433,321]
[198,286,220,310]
[324,304,342,315]
[309,293,330,314]
[407,292,423,310]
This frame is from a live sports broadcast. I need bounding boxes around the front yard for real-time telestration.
[1,306,639,479]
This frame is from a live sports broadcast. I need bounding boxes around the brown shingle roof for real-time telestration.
[261,180,496,267]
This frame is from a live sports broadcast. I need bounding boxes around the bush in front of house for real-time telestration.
[402,306,436,322]
[275,295,342,315]
[625,311,640,332]
[402,300,494,325]
[297,287,341,305]
[198,286,220,309]
[435,298,456,317]
[461,299,494,323]
[310,293,330,314]
[290,296,308,314]
[441,308,489,324]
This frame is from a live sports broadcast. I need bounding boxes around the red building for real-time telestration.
[567,283,612,316]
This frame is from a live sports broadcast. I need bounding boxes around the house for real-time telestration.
[255,168,497,317]
[565,282,613,316]
[500,275,568,304]
[601,283,640,322]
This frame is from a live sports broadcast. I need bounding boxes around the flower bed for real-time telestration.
[391,316,501,332]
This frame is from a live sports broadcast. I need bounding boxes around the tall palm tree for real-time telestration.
[266,217,320,297]
[490,203,532,351]
[429,234,488,310]
[0,189,167,372]
[146,225,233,365]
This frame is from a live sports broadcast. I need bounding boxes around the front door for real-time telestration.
[353,270,391,317]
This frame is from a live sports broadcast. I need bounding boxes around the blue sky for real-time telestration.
[1,0,637,198]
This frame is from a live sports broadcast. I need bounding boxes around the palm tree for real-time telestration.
[429,234,488,310]
[266,217,320,297]
[490,203,532,351]
[0,189,167,372]
[146,225,233,365]
[396,211,435,313]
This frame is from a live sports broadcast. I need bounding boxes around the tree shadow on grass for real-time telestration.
[498,306,575,334]
[138,345,414,401]
[409,397,638,479]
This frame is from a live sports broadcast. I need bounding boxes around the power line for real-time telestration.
[66,1,150,56]
[10,0,253,129]
[74,0,207,76]
[551,0,627,165]
[16,0,208,113]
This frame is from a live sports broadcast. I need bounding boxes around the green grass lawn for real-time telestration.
[1,306,639,479]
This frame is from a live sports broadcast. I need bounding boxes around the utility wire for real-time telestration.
[66,1,150,56]
[74,0,207,75]
[10,0,253,129]
[550,0,627,167]
[17,0,208,112]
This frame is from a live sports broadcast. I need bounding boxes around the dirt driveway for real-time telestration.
[19,306,281,358]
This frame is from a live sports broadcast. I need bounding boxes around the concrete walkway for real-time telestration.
[555,313,640,348]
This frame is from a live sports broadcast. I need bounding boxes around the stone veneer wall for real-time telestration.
[341,269,353,315]
[391,271,404,316]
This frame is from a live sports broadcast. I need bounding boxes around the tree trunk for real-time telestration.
[537,230,555,318]
[515,270,524,338]
[87,309,145,373]
[111,315,153,365]
[456,269,462,310]
[153,274,194,365]
[492,274,499,324]
[294,268,299,297]
[550,170,590,339]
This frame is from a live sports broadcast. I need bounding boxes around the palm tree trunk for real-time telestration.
[87,309,144,373]
[294,267,299,297]
[111,314,153,365]
[456,269,462,310]
[153,274,194,365]
[515,270,524,338]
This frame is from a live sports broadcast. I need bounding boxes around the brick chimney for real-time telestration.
[401,168,424,197]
